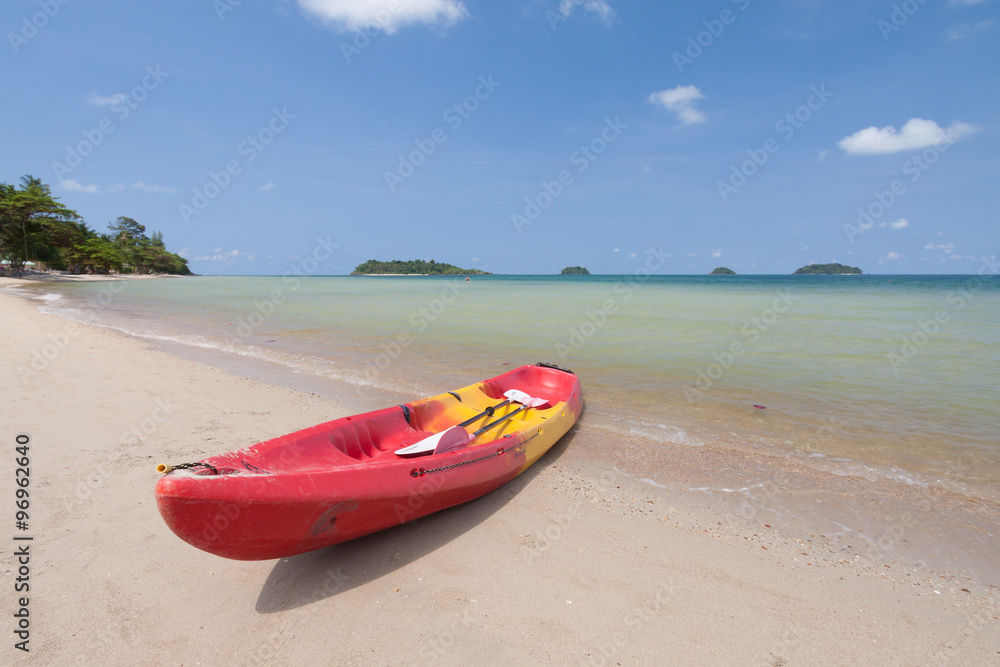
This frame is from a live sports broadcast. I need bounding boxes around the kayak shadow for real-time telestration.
[255,424,581,613]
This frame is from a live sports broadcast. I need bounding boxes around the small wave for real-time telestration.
[690,483,764,494]
[594,412,704,447]
[33,292,63,301]
[627,424,702,447]
[825,459,930,488]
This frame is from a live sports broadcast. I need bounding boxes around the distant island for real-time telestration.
[794,263,862,275]
[710,267,736,275]
[351,259,490,276]
[561,266,590,275]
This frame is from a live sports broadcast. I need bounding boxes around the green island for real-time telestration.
[710,267,736,275]
[793,263,862,275]
[1,175,190,275]
[561,266,590,275]
[351,259,490,276]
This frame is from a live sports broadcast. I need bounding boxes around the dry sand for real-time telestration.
[2,277,998,665]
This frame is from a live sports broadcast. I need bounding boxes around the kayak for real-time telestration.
[154,363,582,560]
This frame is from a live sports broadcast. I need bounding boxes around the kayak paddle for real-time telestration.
[456,389,537,428]
[395,390,548,457]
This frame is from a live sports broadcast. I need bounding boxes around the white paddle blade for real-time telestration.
[394,426,473,458]
[505,389,548,409]
[504,389,543,406]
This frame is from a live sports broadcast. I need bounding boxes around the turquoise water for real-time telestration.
[14,273,1000,499]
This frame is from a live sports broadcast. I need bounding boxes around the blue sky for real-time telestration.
[3,0,998,275]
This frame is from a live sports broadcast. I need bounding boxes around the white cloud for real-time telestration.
[195,248,249,262]
[133,181,178,194]
[612,248,620,252]
[837,118,975,155]
[61,180,156,194]
[945,19,995,40]
[711,248,722,258]
[817,150,829,159]
[925,242,956,251]
[86,92,125,107]
[297,0,467,34]
[878,251,902,264]
[261,182,276,192]
[60,179,102,193]
[647,85,707,125]
[559,1,616,26]
[880,218,909,230]
[629,253,637,258]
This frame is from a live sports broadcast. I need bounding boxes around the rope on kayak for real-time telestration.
[241,460,268,474]
[157,461,219,475]
[410,445,517,477]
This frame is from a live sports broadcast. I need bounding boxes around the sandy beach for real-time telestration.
[2,277,998,665]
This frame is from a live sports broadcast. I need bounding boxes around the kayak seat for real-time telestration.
[480,380,506,401]
[328,409,429,460]
[329,421,378,460]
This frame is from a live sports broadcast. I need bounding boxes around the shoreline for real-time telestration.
[3,288,998,663]
[0,273,185,285]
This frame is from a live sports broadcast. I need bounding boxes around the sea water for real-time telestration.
[12,272,1000,501]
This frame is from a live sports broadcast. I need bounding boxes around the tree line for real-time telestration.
[0,175,190,276]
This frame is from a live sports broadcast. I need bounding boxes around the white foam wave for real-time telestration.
[690,483,765,494]
[593,412,704,447]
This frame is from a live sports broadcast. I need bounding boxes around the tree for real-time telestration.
[108,216,147,241]
[0,175,81,275]
[68,237,125,274]
[108,216,150,273]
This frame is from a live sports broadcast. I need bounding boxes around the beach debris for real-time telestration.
[753,404,767,410]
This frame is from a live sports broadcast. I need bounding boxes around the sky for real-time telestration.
[3,0,998,275]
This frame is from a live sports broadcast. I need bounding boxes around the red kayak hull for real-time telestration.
[155,364,582,560]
